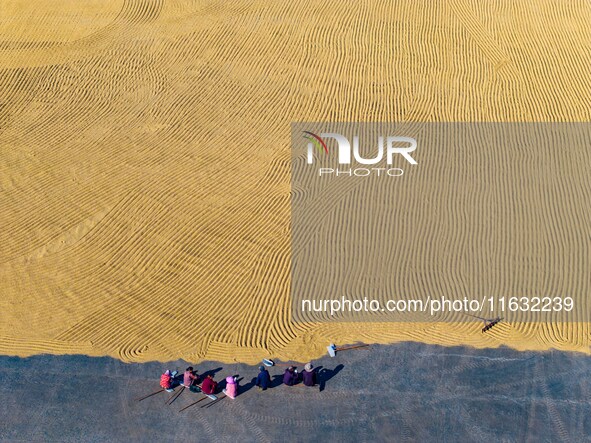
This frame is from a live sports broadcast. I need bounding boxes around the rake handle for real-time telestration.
[336,344,370,351]
[166,386,185,405]
[136,388,165,402]
[179,397,206,412]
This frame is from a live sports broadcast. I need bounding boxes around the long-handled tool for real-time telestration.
[202,394,226,408]
[179,397,206,412]
[136,388,165,402]
[482,317,502,333]
[327,343,370,357]
[165,386,185,405]
[461,312,503,333]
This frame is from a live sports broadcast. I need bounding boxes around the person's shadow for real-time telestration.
[317,364,344,392]
[237,376,256,395]
[271,373,288,388]
[200,367,223,379]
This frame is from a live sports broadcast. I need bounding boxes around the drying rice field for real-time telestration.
[1,0,590,364]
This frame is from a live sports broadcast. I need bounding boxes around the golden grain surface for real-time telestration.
[1,0,590,363]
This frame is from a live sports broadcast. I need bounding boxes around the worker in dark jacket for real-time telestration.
[283,366,298,386]
[256,366,271,390]
[301,362,317,387]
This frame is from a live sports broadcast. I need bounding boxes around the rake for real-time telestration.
[327,343,370,357]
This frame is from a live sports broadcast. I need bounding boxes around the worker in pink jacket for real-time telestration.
[223,376,239,399]
[183,367,199,387]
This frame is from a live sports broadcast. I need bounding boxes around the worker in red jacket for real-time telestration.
[200,374,218,395]
[160,370,178,392]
